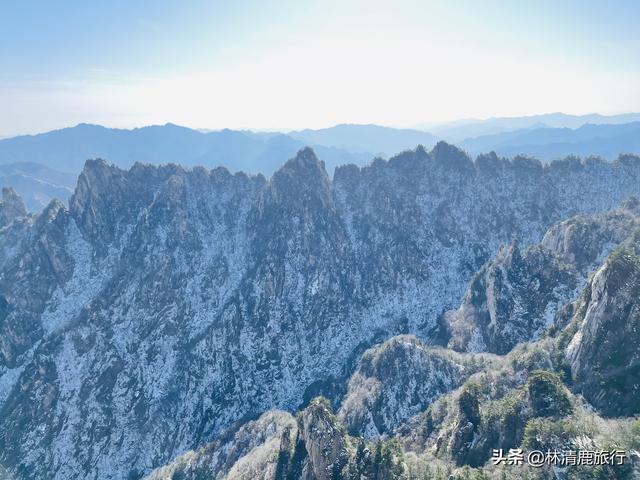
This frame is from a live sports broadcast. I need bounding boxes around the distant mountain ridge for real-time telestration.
[0,162,75,211]
[1,118,640,213]
[427,112,640,140]
[288,123,438,156]
[460,121,640,160]
[0,123,417,177]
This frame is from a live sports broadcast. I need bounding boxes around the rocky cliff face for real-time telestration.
[444,242,578,354]
[566,239,640,416]
[444,203,640,354]
[337,336,496,440]
[0,189,32,272]
[0,188,27,228]
[145,410,298,480]
[2,145,640,479]
[146,397,407,480]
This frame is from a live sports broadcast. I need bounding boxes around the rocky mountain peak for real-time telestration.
[263,147,332,209]
[33,198,67,231]
[430,141,473,171]
[279,147,328,180]
[338,336,480,439]
[254,147,338,253]
[300,398,349,480]
[71,158,119,200]
[69,159,193,247]
[288,146,324,169]
[69,158,126,244]
[541,200,640,269]
[0,187,27,227]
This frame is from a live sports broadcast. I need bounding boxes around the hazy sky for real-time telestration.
[1,0,639,135]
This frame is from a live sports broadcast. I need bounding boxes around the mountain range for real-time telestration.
[1,143,639,479]
[425,112,640,140]
[0,123,394,177]
[460,121,640,160]
[2,117,640,213]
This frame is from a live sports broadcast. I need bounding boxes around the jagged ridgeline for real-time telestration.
[1,143,640,479]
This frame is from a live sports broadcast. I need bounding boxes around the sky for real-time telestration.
[1,0,639,136]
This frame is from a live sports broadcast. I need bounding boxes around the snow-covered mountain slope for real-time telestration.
[2,144,640,479]
[146,200,640,480]
[337,336,498,440]
[145,410,297,480]
[146,397,414,480]
[444,201,640,354]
